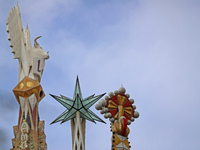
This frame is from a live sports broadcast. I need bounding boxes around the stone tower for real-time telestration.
[7,4,49,150]
[50,77,105,150]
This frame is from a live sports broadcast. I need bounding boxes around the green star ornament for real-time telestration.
[50,76,106,124]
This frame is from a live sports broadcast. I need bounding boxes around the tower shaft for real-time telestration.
[11,77,47,150]
[71,111,86,150]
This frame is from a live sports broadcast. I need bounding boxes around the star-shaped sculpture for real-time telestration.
[50,76,106,124]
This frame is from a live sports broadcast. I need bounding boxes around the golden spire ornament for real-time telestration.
[95,87,139,150]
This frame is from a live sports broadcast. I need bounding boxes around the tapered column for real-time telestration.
[71,112,85,150]
[7,4,49,149]
[11,77,47,150]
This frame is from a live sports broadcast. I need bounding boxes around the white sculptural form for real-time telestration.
[7,4,49,150]
[7,4,49,83]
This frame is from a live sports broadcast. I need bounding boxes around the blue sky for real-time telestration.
[0,0,200,149]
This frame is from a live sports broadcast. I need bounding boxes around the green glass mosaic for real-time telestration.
[50,77,106,124]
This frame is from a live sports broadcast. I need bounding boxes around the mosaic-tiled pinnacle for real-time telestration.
[50,76,106,124]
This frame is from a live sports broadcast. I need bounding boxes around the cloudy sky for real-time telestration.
[0,0,200,150]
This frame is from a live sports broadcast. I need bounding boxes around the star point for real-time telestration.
[50,76,106,125]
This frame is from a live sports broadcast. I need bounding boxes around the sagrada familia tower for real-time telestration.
[7,4,139,150]
[7,4,49,150]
